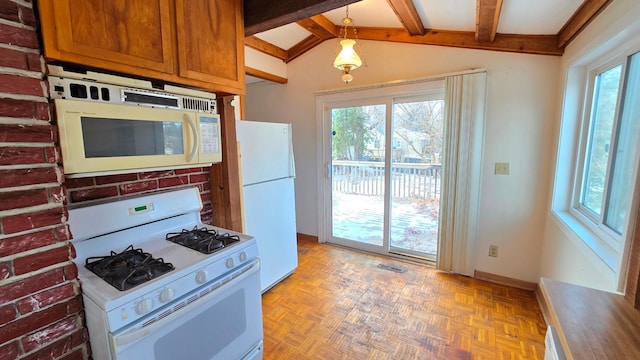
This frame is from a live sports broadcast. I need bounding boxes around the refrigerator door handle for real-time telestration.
[288,124,296,178]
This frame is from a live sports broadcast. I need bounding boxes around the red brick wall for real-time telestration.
[0,1,214,359]
[0,1,88,359]
[65,169,213,224]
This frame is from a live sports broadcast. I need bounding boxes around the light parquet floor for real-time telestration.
[261,237,546,359]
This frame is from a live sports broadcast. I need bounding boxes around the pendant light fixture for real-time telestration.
[333,6,362,84]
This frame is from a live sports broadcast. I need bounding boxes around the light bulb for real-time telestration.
[333,39,362,71]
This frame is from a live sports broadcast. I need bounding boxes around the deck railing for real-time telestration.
[332,160,441,199]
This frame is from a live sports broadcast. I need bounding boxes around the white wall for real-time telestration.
[244,46,287,78]
[539,0,640,292]
[245,40,560,282]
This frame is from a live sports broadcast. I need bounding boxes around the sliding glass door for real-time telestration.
[389,97,444,258]
[324,88,444,260]
[330,103,389,253]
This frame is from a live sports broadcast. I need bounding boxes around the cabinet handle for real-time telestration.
[183,114,198,162]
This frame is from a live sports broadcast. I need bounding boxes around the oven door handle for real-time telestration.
[112,258,260,347]
[183,113,198,162]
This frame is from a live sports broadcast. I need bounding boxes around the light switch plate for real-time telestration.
[495,162,510,175]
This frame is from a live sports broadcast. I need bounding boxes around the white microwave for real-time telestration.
[50,76,222,178]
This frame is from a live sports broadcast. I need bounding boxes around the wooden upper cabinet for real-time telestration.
[175,0,245,90]
[38,0,175,74]
[38,0,245,95]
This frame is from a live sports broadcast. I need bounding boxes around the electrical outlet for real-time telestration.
[489,245,499,257]
[495,162,510,175]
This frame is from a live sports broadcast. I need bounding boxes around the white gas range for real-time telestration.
[68,187,263,360]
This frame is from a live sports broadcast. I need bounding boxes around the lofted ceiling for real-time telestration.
[243,0,612,82]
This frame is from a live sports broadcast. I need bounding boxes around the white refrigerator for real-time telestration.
[236,120,298,293]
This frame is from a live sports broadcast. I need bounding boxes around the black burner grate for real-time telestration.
[166,226,240,254]
[85,245,174,291]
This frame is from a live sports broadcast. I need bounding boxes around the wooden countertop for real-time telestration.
[538,278,640,360]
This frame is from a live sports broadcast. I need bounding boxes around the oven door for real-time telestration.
[110,259,263,360]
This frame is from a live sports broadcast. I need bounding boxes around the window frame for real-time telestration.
[569,57,628,252]
[553,43,640,283]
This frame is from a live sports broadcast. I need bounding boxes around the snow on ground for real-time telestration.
[331,193,438,255]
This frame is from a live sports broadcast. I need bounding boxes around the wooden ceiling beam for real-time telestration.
[244,0,613,64]
[355,27,563,56]
[386,0,425,36]
[244,0,361,36]
[246,66,288,84]
[297,15,338,40]
[248,25,564,65]
[476,0,503,42]
[244,36,288,60]
[286,35,326,63]
[557,0,612,48]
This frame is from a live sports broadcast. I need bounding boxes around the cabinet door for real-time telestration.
[175,0,244,92]
[39,0,175,75]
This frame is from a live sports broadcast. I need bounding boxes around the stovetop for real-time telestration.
[85,245,175,291]
[75,223,257,332]
[166,226,241,254]
[83,226,244,292]
[74,219,253,306]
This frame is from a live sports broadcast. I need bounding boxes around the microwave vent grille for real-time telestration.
[123,90,180,108]
[47,76,217,114]
[182,98,215,113]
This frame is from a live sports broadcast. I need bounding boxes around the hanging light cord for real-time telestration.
[341,6,357,41]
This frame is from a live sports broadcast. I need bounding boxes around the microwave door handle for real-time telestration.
[183,114,198,162]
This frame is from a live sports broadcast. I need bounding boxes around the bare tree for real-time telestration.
[393,100,444,163]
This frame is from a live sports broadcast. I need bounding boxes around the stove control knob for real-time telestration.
[159,288,175,303]
[196,270,208,284]
[239,251,247,262]
[226,258,235,269]
[135,298,153,315]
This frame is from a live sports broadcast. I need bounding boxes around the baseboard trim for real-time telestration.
[296,233,318,242]
[535,283,552,326]
[473,270,538,291]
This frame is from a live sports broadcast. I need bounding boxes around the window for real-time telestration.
[578,64,621,220]
[568,50,640,265]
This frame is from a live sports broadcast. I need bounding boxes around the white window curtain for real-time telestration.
[437,72,487,276]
